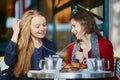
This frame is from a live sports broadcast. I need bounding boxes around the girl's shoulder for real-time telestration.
[98,37,112,45]
[98,37,113,49]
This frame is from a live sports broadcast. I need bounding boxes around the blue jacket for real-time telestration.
[0,38,56,80]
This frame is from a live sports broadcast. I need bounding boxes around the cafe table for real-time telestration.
[27,69,114,80]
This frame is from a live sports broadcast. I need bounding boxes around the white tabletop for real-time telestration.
[27,69,114,79]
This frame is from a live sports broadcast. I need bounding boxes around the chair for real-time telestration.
[114,57,120,79]
[0,57,9,75]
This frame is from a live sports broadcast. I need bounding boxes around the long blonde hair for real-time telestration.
[13,10,46,77]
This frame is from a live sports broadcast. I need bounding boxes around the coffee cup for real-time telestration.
[96,59,110,71]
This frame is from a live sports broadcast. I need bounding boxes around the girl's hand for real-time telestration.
[12,18,21,34]
[75,51,84,63]
[11,18,21,43]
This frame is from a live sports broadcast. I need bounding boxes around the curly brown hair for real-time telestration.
[70,9,102,37]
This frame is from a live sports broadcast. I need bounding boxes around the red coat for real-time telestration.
[68,37,118,79]
[68,37,114,71]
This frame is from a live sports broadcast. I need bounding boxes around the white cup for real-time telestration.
[96,59,110,71]
[56,58,63,70]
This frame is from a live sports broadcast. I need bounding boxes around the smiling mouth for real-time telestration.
[38,32,45,35]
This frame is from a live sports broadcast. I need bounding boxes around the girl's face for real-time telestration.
[70,19,84,40]
[30,16,47,39]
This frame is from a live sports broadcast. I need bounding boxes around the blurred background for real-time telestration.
[0,0,120,78]
[0,0,120,59]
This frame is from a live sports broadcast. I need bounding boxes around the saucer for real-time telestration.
[41,69,57,73]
